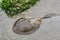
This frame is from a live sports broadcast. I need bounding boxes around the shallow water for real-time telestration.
[0,0,60,40]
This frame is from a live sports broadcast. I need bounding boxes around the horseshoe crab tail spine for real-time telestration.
[41,13,60,19]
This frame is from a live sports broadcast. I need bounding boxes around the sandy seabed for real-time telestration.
[0,0,60,40]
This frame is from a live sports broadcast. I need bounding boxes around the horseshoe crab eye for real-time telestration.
[12,17,41,35]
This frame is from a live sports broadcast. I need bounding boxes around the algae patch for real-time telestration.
[0,0,39,17]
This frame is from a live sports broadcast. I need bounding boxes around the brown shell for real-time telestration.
[12,17,41,35]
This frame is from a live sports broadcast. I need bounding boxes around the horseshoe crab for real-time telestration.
[12,14,59,35]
